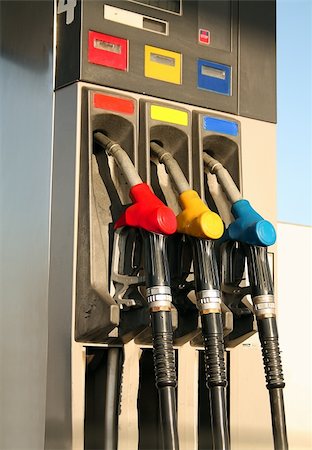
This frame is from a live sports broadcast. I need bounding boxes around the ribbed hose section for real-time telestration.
[151,311,179,450]
[151,311,177,389]
[258,318,288,450]
[258,318,285,389]
[201,313,229,450]
[202,314,227,389]
[260,334,285,389]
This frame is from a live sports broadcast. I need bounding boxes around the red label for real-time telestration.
[88,31,128,71]
[199,29,210,46]
[93,93,135,115]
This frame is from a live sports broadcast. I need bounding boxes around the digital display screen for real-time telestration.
[128,0,181,14]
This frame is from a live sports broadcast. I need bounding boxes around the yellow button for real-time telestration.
[145,45,182,85]
[177,190,224,240]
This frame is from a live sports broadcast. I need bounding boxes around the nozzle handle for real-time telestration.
[204,154,276,247]
[115,183,177,235]
[226,200,276,247]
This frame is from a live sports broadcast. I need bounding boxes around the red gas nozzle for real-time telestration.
[114,183,177,235]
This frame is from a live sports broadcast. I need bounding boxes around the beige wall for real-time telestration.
[277,222,312,450]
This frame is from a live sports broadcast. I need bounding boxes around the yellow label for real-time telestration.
[145,45,182,85]
[151,105,188,126]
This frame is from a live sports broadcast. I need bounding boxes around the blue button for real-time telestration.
[198,59,231,96]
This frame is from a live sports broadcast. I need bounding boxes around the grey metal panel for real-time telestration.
[56,0,81,88]
[0,1,53,449]
[238,0,277,123]
[56,0,238,114]
[198,0,232,52]
[44,84,79,449]
[81,0,238,114]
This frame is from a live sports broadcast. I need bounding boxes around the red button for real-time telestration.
[88,31,128,71]
[199,29,210,46]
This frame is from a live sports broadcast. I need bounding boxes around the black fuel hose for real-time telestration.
[104,347,123,450]
[245,245,288,450]
[142,230,179,450]
[191,237,230,450]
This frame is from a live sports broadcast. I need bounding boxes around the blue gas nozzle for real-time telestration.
[224,199,276,247]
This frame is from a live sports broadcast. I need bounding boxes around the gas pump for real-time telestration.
[203,155,288,450]
[94,132,179,449]
[150,142,230,450]
[45,1,283,449]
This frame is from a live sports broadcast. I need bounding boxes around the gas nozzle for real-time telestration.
[204,153,287,449]
[95,132,177,235]
[203,152,276,246]
[151,142,224,240]
[115,183,177,235]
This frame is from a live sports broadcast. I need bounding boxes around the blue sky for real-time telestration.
[277,0,312,226]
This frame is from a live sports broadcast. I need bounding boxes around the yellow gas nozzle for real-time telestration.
[177,190,224,240]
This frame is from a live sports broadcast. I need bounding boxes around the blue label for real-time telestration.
[197,59,231,96]
[203,116,238,136]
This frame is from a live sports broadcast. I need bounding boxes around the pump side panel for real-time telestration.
[45,84,80,449]
[239,1,276,123]
[0,1,53,449]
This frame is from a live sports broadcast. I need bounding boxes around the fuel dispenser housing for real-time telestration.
[50,83,278,450]
[4,1,280,449]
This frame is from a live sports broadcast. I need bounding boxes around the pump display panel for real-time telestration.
[56,0,276,121]
[129,0,182,14]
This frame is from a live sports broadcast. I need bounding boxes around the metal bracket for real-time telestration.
[220,241,257,346]
[111,228,145,308]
